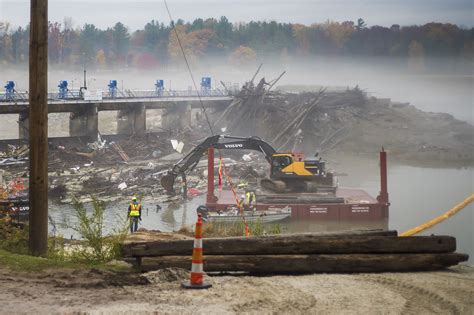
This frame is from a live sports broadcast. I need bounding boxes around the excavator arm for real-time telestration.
[161,135,277,194]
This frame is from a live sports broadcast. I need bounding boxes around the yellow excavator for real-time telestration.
[160,135,335,194]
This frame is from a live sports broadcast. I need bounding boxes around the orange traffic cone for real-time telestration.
[182,213,212,289]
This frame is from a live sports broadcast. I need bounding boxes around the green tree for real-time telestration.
[356,18,367,30]
[0,22,13,63]
[80,24,100,63]
[11,27,28,62]
[111,22,130,60]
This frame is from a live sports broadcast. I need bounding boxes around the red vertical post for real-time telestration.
[377,147,389,205]
[206,147,215,204]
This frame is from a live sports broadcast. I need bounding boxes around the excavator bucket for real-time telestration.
[161,173,177,194]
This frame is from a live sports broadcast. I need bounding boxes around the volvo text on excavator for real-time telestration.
[160,135,335,195]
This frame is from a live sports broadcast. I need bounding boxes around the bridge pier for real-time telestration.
[117,104,146,135]
[162,103,192,132]
[18,111,29,140]
[69,105,98,137]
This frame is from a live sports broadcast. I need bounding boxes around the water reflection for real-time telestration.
[49,157,473,264]
[160,201,178,228]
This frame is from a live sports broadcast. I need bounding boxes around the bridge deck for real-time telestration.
[0,96,233,114]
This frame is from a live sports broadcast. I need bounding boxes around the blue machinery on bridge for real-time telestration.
[58,80,68,99]
[108,80,118,98]
[4,81,15,101]
[1,77,237,103]
[155,80,164,97]
[201,77,211,96]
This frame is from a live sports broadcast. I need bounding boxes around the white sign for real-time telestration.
[351,205,370,213]
[224,143,243,149]
[83,90,103,101]
[310,206,328,214]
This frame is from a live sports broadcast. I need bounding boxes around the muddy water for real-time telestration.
[329,155,473,264]
[49,155,473,264]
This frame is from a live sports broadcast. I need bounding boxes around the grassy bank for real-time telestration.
[0,248,85,272]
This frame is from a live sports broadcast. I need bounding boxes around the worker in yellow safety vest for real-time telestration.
[237,195,245,212]
[128,196,142,233]
[245,191,256,207]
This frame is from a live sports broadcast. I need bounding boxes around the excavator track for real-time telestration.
[260,178,287,193]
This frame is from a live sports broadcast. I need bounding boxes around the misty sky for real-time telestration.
[1,0,473,30]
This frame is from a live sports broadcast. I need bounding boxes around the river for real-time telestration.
[2,59,472,262]
[49,154,473,264]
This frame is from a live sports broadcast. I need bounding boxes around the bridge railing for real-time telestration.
[0,88,234,103]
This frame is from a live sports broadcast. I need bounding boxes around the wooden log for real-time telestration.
[123,230,398,256]
[122,233,456,258]
[139,253,469,273]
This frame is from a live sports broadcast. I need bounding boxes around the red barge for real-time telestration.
[204,148,390,221]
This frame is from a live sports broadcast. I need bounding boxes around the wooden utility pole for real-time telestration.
[29,0,48,256]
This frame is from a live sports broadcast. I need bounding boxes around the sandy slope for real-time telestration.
[0,265,472,314]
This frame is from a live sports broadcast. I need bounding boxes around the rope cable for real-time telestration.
[164,1,249,234]
[163,0,215,136]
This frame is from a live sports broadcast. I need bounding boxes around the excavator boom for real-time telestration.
[161,135,276,194]
[160,134,334,195]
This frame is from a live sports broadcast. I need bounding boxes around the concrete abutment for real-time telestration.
[69,105,98,137]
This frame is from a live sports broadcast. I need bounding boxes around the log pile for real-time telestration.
[122,230,469,274]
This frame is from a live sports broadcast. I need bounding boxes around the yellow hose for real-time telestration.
[400,194,474,237]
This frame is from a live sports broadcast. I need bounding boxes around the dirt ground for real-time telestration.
[0,265,472,314]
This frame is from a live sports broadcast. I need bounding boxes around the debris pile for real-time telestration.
[214,73,369,155]
[213,74,473,163]
[0,70,473,205]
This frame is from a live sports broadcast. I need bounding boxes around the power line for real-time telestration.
[163,0,215,136]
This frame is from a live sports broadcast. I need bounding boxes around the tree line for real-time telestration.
[0,17,472,68]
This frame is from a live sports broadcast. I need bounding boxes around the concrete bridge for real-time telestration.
[0,96,233,139]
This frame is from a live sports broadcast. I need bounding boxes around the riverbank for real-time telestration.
[0,262,472,314]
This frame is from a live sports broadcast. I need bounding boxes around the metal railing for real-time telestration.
[0,88,237,103]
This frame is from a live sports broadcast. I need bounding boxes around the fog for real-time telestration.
[2,56,473,125]
[1,0,473,30]
[1,42,473,265]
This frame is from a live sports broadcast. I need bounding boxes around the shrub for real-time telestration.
[0,220,29,254]
[62,196,128,263]
[201,220,282,237]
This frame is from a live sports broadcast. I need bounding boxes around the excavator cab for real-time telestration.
[270,154,293,176]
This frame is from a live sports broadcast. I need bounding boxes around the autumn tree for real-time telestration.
[0,17,473,66]
[48,22,63,63]
[229,45,257,65]
[168,24,214,63]
[61,17,75,63]
[293,24,310,54]
[324,21,355,51]
[96,49,106,67]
